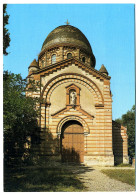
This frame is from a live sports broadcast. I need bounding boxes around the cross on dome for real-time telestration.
[65,19,70,25]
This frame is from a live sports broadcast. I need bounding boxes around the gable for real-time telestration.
[30,57,111,81]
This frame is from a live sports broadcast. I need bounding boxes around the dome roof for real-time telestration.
[42,25,93,55]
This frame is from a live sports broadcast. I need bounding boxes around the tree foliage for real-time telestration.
[3,4,11,55]
[115,105,135,158]
[3,71,40,166]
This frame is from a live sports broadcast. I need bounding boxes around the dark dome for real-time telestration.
[42,25,93,54]
[41,25,96,67]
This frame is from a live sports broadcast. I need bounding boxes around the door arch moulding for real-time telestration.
[57,115,90,136]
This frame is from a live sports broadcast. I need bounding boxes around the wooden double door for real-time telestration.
[61,121,84,163]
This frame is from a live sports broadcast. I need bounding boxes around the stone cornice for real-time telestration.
[51,105,94,119]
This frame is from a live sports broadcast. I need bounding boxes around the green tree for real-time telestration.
[115,105,135,159]
[3,71,40,166]
[3,4,11,55]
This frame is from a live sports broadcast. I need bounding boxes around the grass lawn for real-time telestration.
[4,165,86,192]
[115,163,132,167]
[101,169,135,186]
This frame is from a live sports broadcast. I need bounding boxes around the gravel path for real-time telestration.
[71,165,135,192]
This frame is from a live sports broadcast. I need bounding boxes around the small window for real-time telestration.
[42,60,44,67]
[51,54,56,64]
[67,53,72,59]
[82,57,85,63]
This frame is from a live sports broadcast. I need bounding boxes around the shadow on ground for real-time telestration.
[4,163,95,192]
[61,163,95,174]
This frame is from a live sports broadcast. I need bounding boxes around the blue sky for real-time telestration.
[3,4,135,120]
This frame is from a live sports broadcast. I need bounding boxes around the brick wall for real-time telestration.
[38,46,91,68]
[112,120,129,164]
[26,58,129,166]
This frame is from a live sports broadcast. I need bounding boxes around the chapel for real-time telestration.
[26,24,129,166]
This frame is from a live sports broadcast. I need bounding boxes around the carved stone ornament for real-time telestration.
[70,90,76,105]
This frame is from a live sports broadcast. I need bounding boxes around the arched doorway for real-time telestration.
[60,120,84,163]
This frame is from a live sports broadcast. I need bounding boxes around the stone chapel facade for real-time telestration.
[26,25,129,166]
